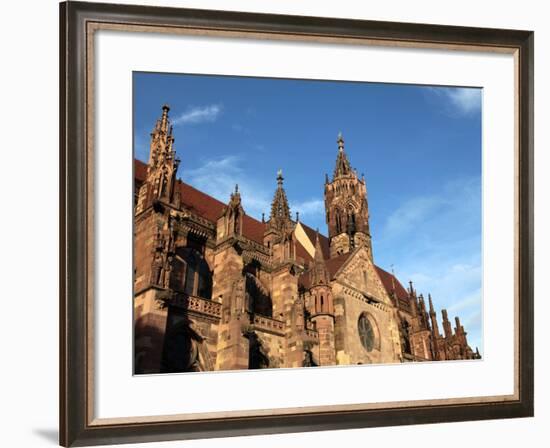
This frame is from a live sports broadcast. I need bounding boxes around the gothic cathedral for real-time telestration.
[134,105,480,374]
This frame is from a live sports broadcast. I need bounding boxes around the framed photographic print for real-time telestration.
[59,1,534,446]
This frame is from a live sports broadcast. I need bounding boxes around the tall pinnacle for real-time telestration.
[311,230,329,286]
[268,169,291,230]
[142,104,180,207]
[148,104,176,168]
[333,131,353,179]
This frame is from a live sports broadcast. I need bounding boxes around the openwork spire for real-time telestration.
[148,104,178,170]
[333,131,353,179]
[268,169,291,230]
[311,231,330,286]
[139,104,180,208]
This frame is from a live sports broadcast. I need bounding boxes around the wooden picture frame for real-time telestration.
[59,1,534,446]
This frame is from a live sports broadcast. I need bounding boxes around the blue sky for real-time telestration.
[133,72,482,354]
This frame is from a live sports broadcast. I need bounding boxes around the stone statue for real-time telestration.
[162,256,173,288]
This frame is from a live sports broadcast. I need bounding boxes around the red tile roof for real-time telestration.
[375,266,409,300]
[325,252,352,278]
[135,158,148,182]
[135,159,267,243]
[295,239,313,265]
[242,215,267,244]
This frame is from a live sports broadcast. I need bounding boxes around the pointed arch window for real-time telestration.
[175,247,212,299]
[335,210,342,233]
[358,313,377,352]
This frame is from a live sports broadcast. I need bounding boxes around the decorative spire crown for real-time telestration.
[268,169,291,230]
[143,104,180,206]
[333,131,353,179]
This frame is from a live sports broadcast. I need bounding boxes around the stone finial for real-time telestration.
[337,131,344,151]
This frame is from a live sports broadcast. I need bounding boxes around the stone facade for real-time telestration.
[134,105,480,374]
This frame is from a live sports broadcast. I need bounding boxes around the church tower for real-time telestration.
[324,132,372,259]
[136,104,180,213]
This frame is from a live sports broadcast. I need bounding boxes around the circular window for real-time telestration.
[358,313,375,352]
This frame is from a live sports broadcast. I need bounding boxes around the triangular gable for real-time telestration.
[332,246,393,305]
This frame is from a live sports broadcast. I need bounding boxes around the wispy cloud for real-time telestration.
[133,131,150,161]
[427,87,482,115]
[184,157,326,224]
[380,176,480,243]
[290,199,324,220]
[396,253,483,353]
[231,123,250,134]
[183,155,270,219]
[376,176,482,353]
[383,196,445,240]
[172,104,222,126]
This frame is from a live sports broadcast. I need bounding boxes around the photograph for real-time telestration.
[132,73,483,374]
[53,1,535,445]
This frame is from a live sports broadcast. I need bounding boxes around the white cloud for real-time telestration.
[290,199,324,220]
[182,155,270,219]
[383,196,445,240]
[446,88,481,114]
[376,176,482,352]
[428,87,481,115]
[184,158,327,224]
[396,255,482,353]
[172,104,222,125]
[379,176,480,244]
